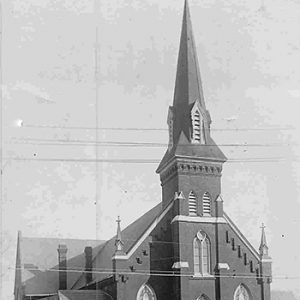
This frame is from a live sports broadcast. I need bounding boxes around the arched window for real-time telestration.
[189,191,197,216]
[202,192,211,216]
[234,284,251,300]
[193,231,211,275]
[137,284,156,300]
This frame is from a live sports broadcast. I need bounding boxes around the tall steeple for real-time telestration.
[174,0,206,110]
[157,0,226,173]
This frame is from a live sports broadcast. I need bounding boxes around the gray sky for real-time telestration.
[2,0,300,299]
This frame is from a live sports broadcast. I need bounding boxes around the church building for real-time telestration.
[14,1,272,299]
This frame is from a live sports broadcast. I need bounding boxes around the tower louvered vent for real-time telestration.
[189,192,197,216]
[202,192,211,216]
[193,110,201,143]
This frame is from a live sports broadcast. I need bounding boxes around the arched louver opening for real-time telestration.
[193,110,201,143]
[189,191,197,216]
[234,284,251,300]
[202,192,211,216]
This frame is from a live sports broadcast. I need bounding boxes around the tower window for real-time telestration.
[189,191,197,216]
[202,192,211,216]
[193,231,211,275]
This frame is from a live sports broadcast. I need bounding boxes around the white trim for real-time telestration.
[192,274,215,279]
[223,213,260,261]
[171,215,227,224]
[172,261,189,269]
[112,201,174,260]
[261,258,272,262]
[217,263,230,270]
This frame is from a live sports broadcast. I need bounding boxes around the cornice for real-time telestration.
[160,160,222,185]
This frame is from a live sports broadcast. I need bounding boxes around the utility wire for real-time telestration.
[10,267,296,280]
[18,124,298,132]
[8,138,300,148]
[4,157,297,163]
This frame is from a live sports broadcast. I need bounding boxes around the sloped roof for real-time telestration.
[157,131,227,173]
[58,290,113,300]
[73,202,163,289]
[173,0,206,110]
[17,235,105,295]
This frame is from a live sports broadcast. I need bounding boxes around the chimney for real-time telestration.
[57,244,68,290]
[84,246,93,284]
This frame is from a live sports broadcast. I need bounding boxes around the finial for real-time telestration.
[259,222,269,259]
[115,216,125,254]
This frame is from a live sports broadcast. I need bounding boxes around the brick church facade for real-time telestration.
[14,1,272,299]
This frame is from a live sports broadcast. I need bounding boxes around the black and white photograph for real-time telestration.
[1,0,300,299]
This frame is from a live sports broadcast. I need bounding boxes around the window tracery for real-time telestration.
[194,231,211,275]
[137,284,156,300]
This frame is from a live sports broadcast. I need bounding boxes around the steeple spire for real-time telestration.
[157,1,226,173]
[115,216,125,255]
[259,223,270,259]
[174,0,206,109]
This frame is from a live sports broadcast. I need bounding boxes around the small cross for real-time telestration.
[116,216,121,224]
[261,223,266,230]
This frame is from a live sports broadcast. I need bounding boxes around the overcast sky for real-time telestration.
[2,0,300,299]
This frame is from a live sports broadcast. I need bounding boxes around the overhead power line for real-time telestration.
[10,267,298,280]
[8,138,300,148]
[4,157,299,164]
[17,124,299,132]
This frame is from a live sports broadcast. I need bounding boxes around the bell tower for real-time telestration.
[156,0,227,218]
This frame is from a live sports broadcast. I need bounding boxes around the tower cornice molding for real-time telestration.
[160,157,223,185]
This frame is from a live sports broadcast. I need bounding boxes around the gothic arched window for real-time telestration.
[137,284,156,300]
[189,191,197,216]
[234,284,251,300]
[202,192,211,216]
[193,231,211,275]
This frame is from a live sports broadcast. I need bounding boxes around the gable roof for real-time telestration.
[223,212,260,260]
[73,202,164,289]
[16,234,105,295]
